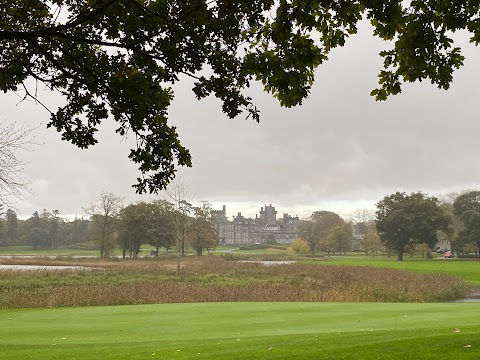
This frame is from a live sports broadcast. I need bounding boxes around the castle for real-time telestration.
[211,204,299,245]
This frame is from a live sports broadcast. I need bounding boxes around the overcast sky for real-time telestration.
[2,23,480,221]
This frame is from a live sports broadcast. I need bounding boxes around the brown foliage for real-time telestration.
[0,257,468,308]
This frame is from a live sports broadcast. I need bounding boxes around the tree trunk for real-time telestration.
[100,227,107,257]
[176,237,181,275]
[397,249,404,261]
[197,247,203,256]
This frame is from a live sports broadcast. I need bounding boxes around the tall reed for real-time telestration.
[0,257,468,308]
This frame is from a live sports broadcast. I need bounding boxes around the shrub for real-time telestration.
[291,238,310,254]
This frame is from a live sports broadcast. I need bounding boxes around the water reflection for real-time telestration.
[0,264,87,270]
[455,298,480,303]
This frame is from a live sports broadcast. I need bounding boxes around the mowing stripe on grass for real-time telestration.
[1,302,480,359]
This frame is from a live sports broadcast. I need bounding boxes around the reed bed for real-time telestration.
[0,257,468,308]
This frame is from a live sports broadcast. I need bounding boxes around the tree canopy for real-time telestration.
[2,0,479,191]
[375,192,451,260]
[187,202,218,256]
[298,210,344,254]
[453,190,480,256]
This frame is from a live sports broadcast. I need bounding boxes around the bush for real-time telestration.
[290,238,309,254]
[239,244,269,250]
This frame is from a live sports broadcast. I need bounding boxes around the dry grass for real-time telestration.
[0,257,468,308]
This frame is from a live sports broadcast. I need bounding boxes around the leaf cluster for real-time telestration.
[1,0,479,191]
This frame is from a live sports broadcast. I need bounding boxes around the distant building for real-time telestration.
[211,204,299,245]
[351,223,364,251]
[259,204,277,225]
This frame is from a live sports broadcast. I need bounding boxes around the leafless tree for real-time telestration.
[165,173,192,275]
[350,208,375,237]
[0,121,35,204]
[83,192,124,257]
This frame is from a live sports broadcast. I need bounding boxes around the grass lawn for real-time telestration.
[0,246,100,257]
[309,256,480,284]
[1,302,480,360]
[0,246,174,257]
[232,249,284,255]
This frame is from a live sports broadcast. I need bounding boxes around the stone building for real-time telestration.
[211,204,299,245]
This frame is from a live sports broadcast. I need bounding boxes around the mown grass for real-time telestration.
[0,245,210,257]
[1,302,480,360]
[306,255,480,284]
[0,257,468,308]
[0,246,99,257]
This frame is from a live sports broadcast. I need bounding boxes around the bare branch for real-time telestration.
[0,121,37,205]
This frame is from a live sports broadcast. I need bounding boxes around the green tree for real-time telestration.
[331,223,353,255]
[149,200,176,254]
[361,229,383,256]
[376,192,452,261]
[49,209,60,249]
[313,211,345,254]
[438,192,467,254]
[298,211,344,255]
[319,232,336,256]
[5,209,18,245]
[27,227,49,249]
[453,191,480,257]
[118,202,155,258]
[297,219,318,255]
[187,202,218,256]
[63,216,91,246]
[0,216,7,246]
[2,1,477,192]
[31,211,41,227]
[21,211,40,247]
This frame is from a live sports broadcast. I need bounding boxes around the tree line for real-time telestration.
[0,192,218,258]
[2,189,480,261]
[375,190,480,260]
[294,190,480,261]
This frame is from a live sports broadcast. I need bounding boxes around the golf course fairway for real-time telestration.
[1,302,479,359]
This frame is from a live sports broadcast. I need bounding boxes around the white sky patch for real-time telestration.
[2,20,480,219]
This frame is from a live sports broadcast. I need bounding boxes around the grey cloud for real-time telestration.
[2,23,480,218]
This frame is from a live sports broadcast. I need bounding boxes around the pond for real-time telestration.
[239,261,296,266]
[0,264,88,271]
